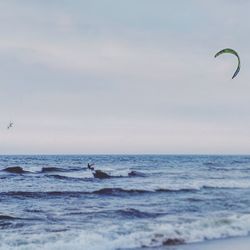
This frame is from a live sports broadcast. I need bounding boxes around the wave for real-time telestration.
[47,174,72,180]
[0,187,198,200]
[46,171,146,180]
[66,213,250,248]
[0,215,19,220]
[92,188,148,195]
[3,213,250,250]
[203,162,226,170]
[65,208,165,220]
[1,166,148,180]
[128,170,146,177]
[0,215,22,230]
[147,213,250,247]
[1,191,90,199]
[0,185,245,199]
[203,162,223,166]
[0,189,149,198]
[231,160,249,165]
[2,182,250,200]
[92,170,147,179]
[2,166,87,175]
[44,174,96,182]
[41,167,68,173]
[0,214,43,231]
[2,212,250,250]
[1,166,29,174]
[41,167,83,173]
[116,208,163,219]
[92,187,201,195]
[46,174,92,181]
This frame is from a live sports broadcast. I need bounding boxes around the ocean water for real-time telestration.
[1,155,250,250]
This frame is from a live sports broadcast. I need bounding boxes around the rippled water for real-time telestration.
[1,155,250,249]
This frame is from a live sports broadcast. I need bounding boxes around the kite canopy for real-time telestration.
[214,48,240,79]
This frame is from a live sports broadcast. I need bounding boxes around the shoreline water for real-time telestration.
[177,236,250,250]
[134,236,250,250]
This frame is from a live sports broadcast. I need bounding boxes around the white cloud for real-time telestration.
[0,1,250,153]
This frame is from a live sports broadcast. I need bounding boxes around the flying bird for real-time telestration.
[214,48,241,79]
[7,122,13,130]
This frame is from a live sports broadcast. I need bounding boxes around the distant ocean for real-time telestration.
[1,155,250,249]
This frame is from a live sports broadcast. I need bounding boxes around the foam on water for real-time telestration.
[1,155,250,249]
[148,213,250,246]
[1,213,250,250]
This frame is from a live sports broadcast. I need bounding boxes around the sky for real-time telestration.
[0,0,250,154]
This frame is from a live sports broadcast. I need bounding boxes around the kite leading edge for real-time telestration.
[214,48,240,79]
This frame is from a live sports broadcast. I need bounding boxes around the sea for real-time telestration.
[1,155,250,250]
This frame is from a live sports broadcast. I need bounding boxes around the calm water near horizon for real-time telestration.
[1,155,250,249]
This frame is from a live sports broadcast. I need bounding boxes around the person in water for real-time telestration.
[87,163,110,179]
[87,163,95,171]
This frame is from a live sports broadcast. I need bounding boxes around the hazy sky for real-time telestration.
[0,0,250,154]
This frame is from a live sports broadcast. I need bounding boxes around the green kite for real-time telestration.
[214,48,240,79]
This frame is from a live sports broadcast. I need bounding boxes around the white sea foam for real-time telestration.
[1,213,250,250]
[147,178,250,191]
[149,213,250,246]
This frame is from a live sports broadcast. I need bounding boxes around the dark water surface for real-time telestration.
[1,155,250,249]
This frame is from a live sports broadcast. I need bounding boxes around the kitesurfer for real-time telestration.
[87,163,111,179]
[87,163,95,171]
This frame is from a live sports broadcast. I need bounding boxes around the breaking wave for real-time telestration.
[2,213,250,250]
